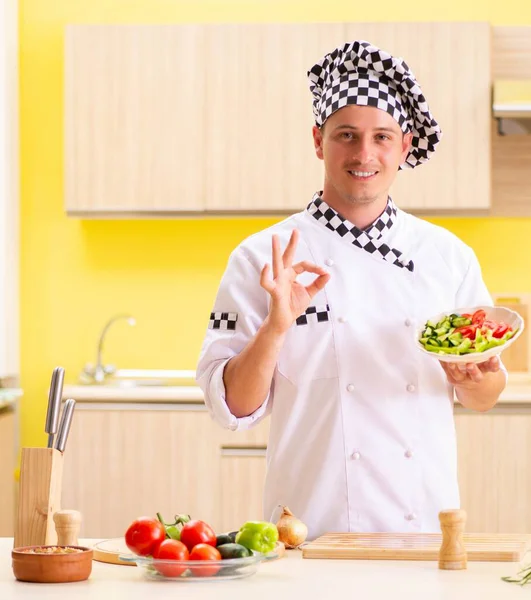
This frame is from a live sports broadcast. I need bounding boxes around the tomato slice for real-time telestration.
[455,324,477,340]
[471,310,486,326]
[492,323,511,339]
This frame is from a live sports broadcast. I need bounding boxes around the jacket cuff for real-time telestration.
[202,358,271,431]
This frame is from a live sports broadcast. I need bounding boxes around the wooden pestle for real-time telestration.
[438,509,468,570]
[53,510,82,547]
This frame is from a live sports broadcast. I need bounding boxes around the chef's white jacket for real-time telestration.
[196,201,505,539]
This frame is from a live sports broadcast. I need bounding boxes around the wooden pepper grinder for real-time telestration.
[53,510,82,547]
[438,509,467,570]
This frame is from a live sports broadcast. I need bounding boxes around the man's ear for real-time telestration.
[312,125,324,160]
[401,131,414,163]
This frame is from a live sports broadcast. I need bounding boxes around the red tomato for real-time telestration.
[493,323,511,338]
[188,543,222,577]
[179,520,217,551]
[455,324,477,340]
[462,313,473,319]
[471,310,486,326]
[482,319,498,331]
[152,539,190,577]
[125,517,166,556]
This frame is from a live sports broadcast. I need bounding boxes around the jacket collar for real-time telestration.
[306,192,413,272]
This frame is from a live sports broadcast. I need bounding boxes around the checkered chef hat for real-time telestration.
[307,40,442,169]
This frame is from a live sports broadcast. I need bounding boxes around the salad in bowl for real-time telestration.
[417,306,524,364]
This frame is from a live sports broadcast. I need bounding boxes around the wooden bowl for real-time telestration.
[12,546,93,583]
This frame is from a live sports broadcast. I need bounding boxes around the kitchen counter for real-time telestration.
[0,538,528,599]
[63,373,531,405]
[0,389,22,412]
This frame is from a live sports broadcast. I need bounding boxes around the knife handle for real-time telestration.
[55,398,76,453]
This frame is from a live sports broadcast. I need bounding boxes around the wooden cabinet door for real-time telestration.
[61,404,220,538]
[65,25,208,214]
[217,448,268,534]
[455,409,531,533]
[0,409,15,536]
[343,22,491,212]
[203,24,346,212]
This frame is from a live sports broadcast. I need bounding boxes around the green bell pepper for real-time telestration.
[235,521,279,554]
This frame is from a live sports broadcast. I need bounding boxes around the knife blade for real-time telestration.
[55,398,76,453]
[45,367,64,448]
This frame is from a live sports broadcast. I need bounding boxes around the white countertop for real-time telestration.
[1,538,528,599]
[63,384,204,402]
[63,373,531,404]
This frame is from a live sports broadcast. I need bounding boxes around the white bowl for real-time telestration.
[416,305,525,364]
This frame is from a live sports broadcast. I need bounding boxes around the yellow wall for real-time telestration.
[19,1,531,447]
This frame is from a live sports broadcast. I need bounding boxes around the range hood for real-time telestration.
[493,80,531,135]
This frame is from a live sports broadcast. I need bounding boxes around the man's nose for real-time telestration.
[351,138,374,164]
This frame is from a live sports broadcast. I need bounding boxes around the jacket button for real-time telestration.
[404,318,412,327]
[406,384,416,393]
[351,451,361,460]
[325,258,334,267]
[338,316,347,323]
[404,449,414,458]
[347,384,355,392]
[405,513,417,521]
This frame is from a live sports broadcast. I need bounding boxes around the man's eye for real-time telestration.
[376,134,390,141]
[340,132,354,140]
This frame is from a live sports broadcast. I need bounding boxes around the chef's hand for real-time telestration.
[440,356,501,389]
[260,229,331,334]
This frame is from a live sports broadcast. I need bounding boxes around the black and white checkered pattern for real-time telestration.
[307,40,442,169]
[307,193,414,272]
[209,312,238,331]
[296,304,331,326]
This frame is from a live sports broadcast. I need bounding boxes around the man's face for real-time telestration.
[312,104,413,207]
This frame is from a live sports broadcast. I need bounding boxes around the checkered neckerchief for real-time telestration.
[307,193,414,272]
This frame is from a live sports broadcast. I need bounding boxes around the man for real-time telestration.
[196,40,507,539]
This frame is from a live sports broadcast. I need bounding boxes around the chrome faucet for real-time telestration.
[81,314,136,383]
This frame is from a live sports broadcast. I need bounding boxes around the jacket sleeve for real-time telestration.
[195,246,273,431]
[454,246,508,378]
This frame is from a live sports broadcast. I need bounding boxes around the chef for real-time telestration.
[196,40,508,539]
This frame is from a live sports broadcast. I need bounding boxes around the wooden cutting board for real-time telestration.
[302,532,531,562]
[92,538,135,566]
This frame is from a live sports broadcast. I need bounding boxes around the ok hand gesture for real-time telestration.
[260,229,331,334]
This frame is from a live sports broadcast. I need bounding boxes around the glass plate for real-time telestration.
[119,550,278,581]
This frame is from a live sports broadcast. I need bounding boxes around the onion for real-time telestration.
[276,506,308,548]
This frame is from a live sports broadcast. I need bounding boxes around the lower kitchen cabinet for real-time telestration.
[61,400,531,538]
[218,448,267,534]
[455,408,531,533]
[61,404,222,538]
[0,407,16,536]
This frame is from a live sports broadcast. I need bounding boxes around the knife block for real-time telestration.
[14,447,64,548]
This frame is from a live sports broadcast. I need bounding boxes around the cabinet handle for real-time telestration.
[220,446,266,457]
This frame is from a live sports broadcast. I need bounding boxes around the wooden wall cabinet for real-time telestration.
[65,22,491,216]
